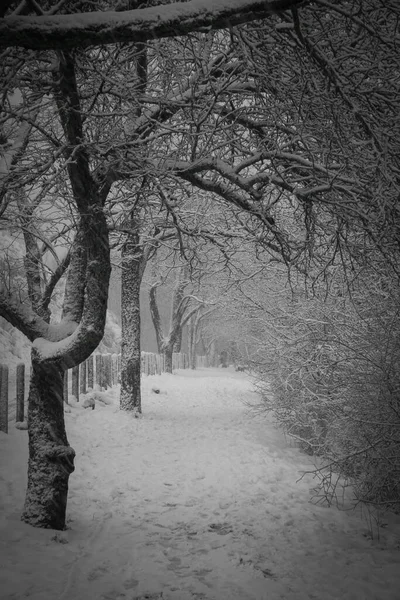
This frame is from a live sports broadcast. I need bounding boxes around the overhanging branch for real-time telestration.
[0,0,307,50]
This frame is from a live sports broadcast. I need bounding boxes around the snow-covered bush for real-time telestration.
[254,272,400,512]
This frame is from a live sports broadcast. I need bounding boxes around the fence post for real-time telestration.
[80,360,87,395]
[103,354,112,389]
[111,353,119,386]
[111,353,116,385]
[72,365,79,401]
[16,363,25,422]
[64,370,68,404]
[0,364,9,433]
[142,353,147,375]
[87,355,94,389]
[95,354,102,389]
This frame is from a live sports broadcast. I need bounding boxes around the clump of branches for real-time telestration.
[253,264,400,513]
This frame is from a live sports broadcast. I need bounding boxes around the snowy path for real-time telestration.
[1,369,400,600]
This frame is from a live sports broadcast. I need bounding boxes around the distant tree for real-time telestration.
[149,263,202,372]
[187,305,216,369]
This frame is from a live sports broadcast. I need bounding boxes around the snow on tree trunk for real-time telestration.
[120,233,143,414]
[164,345,173,374]
[174,328,182,353]
[0,50,112,532]
[22,354,75,530]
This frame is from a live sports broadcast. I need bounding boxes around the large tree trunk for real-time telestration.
[149,266,201,374]
[120,230,143,414]
[164,344,173,373]
[22,354,75,530]
[173,327,182,353]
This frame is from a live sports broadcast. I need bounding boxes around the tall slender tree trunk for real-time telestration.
[22,354,75,530]
[119,33,148,413]
[120,229,143,414]
[208,339,216,367]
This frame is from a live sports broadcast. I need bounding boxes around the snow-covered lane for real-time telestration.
[1,369,400,600]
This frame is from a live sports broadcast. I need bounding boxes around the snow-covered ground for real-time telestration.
[1,368,400,600]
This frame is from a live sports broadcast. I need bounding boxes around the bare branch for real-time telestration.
[0,0,306,50]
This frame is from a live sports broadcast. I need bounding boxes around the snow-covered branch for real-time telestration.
[0,290,77,342]
[0,0,305,50]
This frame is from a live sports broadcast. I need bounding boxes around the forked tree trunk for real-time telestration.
[22,354,75,530]
[0,51,112,532]
[149,273,200,375]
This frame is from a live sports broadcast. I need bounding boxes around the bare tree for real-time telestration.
[187,305,216,369]
[149,262,203,372]
[0,49,111,529]
[117,198,176,413]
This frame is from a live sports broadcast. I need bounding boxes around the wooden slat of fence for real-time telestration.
[80,360,87,394]
[0,364,9,433]
[16,363,25,422]
[87,355,94,389]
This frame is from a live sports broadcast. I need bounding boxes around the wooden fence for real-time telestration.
[0,351,208,433]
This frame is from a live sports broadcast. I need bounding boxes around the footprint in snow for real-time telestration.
[87,562,109,581]
[208,522,233,535]
[132,594,164,599]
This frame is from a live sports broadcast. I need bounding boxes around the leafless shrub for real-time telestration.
[254,271,400,512]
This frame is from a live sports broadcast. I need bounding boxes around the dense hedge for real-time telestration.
[254,275,400,512]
